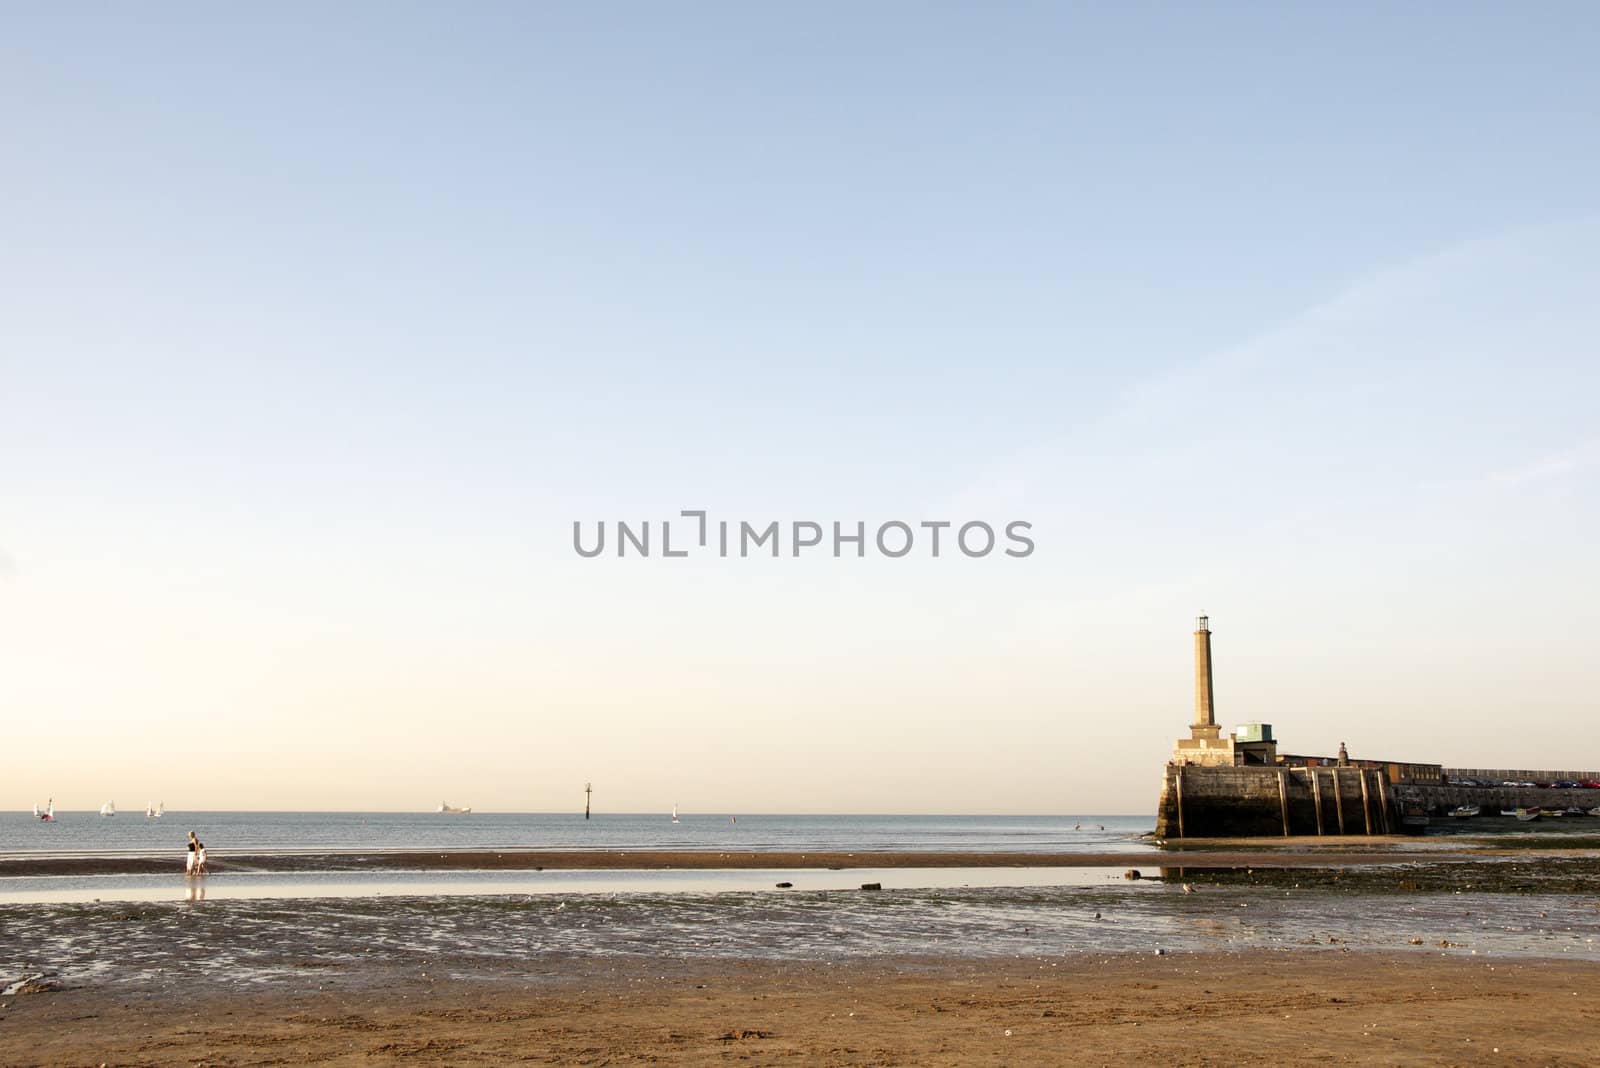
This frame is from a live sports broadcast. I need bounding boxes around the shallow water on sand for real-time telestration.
[4,879,1598,994]
[0,865,1132,905]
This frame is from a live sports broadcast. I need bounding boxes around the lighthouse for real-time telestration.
[1194,614,1218,735]
[1172,615,1234,766]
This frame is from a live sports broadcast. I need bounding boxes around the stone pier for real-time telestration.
[1155,763,1397,839]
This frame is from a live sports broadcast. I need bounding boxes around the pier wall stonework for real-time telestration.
[1397,769,1600,815]
[1155,764,1394,839]
[1393,784,1600,815]
[1156,764,1600,838]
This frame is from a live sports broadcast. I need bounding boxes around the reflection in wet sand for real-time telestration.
[3,878,1598,996]
[0,864,1131,906]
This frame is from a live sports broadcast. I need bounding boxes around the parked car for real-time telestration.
[1580,780,1600,789]
[1554,780,1580,789]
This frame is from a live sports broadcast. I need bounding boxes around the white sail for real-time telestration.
[671,802,679,823]
[100,801,116,817]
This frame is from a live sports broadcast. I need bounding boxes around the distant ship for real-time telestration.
[100,801,116,817]
[437,802,472,815]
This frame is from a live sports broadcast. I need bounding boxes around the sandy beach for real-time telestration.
[4,951,1596,1066]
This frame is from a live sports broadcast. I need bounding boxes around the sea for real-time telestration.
[0,810,1155,860]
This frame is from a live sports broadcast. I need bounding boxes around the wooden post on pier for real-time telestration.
[1375,774,1391,835]
[1276,769,1291,837]
[1174,765,1186,839]
[1332,769,1346,834]
[1359,770,1373,835]
[1311,769,1325,836]
[584,782,592,820]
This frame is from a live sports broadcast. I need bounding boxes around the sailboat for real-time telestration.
[145,801,164,819]
[37,800,54,821]
[671,803,679,824]
[100,801,116,817]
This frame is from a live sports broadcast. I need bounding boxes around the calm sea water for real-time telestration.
[0,811,1155,858]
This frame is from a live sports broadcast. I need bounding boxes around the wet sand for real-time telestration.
[0,845,1518,878]
[3,952,1595,1066]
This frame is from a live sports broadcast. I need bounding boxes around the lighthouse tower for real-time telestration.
[1172,615,1236,766]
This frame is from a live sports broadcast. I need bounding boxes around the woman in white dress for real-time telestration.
[185,831,199,877]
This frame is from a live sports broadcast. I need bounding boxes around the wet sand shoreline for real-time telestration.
[0,844,1543,877]
[3,951,1595,1066]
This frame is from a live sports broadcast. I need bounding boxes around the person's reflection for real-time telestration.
[186,881,206,903]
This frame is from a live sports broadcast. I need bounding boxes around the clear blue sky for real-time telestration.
[2,5,1597,811]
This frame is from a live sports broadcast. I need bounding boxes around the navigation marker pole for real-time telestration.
[585,782,592,820]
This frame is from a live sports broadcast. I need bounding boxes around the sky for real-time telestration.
[2,4,1597,813]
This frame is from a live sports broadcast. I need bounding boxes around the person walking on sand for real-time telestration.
[196,836,208,876]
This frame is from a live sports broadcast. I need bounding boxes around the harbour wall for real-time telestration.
[1155,765,1396,839]
[1393,783,1600,816]
[1403,768,1600,816]
[1446,768,1600,782]
[1154,765,1600,838]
